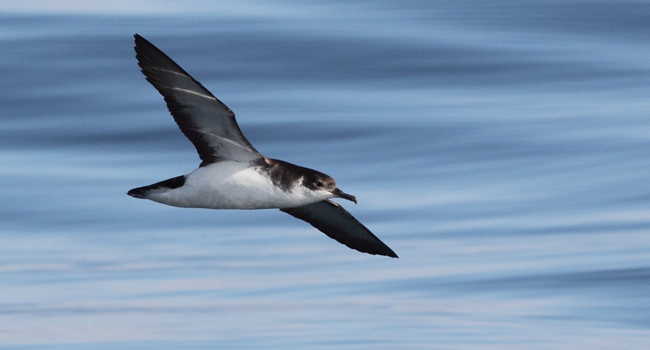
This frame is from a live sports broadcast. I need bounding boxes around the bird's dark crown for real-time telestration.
[264,158,335,192]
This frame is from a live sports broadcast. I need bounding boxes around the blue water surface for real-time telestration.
[1,1,650,349]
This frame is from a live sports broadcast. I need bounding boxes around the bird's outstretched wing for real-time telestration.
[281,200,398,258]
[134,34,262,166]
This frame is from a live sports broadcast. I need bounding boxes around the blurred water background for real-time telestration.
[1,1,650,349]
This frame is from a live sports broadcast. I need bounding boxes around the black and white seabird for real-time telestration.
[127,34,397,258]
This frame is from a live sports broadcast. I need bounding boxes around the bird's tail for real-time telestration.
[127,175,186,199]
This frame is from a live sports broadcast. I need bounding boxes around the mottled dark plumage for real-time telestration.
[264,158,330,192]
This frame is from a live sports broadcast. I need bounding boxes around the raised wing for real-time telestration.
[134,34,262,166]
[281,200,398,258]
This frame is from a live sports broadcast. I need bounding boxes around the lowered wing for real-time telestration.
[281,200,398,258]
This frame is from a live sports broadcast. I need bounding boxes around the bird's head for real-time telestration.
[302,172,357,204]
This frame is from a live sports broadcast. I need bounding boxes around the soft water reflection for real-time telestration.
[1,1,650,349]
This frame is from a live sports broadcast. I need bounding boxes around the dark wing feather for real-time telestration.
[281,200,398,258]
[134,34,262,165]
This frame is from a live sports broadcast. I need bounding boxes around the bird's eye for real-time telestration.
[316,181,324,187]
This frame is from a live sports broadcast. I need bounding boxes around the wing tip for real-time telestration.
[133,33,147,47]
[384,249,399,259]
[357,242,398,258]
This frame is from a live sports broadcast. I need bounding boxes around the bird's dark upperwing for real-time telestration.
[134,34,262,166]
[281,200,398,258]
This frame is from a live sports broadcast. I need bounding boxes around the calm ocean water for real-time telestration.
[1,1,650,349]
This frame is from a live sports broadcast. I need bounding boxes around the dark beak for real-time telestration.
[332,188,357,204]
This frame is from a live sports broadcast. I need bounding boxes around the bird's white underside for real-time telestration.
[146,161,332,209]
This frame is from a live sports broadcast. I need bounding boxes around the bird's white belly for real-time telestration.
[147,161,318,209]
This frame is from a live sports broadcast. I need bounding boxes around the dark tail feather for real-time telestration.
[127,175,186,199]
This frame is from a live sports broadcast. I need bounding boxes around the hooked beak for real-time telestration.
[332,188,357,204]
